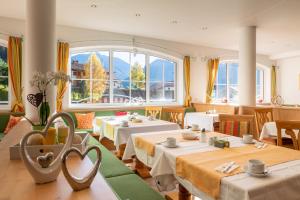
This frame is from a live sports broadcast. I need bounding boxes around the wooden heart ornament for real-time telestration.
[27,93,43,107]
[20,112,75,184]
[61,146,102,191]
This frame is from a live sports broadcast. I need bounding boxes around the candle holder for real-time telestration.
[20,112,75,184]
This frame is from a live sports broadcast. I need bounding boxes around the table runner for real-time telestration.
[135,131,225,157]
[176,145,300,199]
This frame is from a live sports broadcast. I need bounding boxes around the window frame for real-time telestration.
[68,46,180,108]
[213,60,265,104]
[0,40,10,110]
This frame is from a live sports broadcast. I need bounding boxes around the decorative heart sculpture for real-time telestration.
[37,152,54,168]
[61,146,102,191]
[20,112,75,184]
[27,93,43,107]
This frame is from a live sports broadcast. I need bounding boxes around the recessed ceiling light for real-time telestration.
[171,20,178,24]
[201,26,208,30]
[135,13,141,17]
[90,4,97,8]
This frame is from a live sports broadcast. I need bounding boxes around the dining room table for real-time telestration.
[0,119,118,200]
[184,112,219,131]
[131,129,300,200]
[94,115,180,160]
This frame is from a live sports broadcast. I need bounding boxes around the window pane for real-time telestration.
[164,60,175,82]
[150,82,163,101]
[71,80,90,104]
[131,53,146,84]
[0,59,8,76]
[71,52,109,79]
[0,77,8,104]
[256,85,262,100]
[91,80,110,103]
[0,46,8,105]
[228,63,238,85]
[228,85,238,102]
[164,82,175,101]
[217,63,227,84]
[113,52,130,80]
[71,51,109,104]
[113,81,130,103]
[215,85,226,100]
[150,56,163,81]
[131,82,146,102]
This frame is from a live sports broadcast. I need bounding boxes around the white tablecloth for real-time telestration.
[259,122,291,140]
[132,130,300,200]
[184,112,219,131]
[94,115,180,157]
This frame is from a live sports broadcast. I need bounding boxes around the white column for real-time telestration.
[238,26,256,106]
[24,0,56,121]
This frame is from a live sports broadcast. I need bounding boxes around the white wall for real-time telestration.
[277,56,300,104]
[0,16,274,109]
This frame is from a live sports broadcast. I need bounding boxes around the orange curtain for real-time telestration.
[205,58,219,103]
[8,36,24,112]
[184,56,192,107]
[56,42,69,112]
[271,65,277,99]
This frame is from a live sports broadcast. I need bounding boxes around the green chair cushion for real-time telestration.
[106,174,165,200]
[87,136,134,178]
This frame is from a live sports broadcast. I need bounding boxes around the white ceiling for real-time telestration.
[0,0,300,57]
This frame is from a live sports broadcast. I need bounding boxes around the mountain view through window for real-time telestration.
[70,50,177,105]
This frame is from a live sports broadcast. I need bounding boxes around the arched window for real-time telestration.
[70,48,178,106]
[0,44,8,106]
[212,61,265,103]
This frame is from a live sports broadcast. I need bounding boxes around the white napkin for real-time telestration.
[255,142,268,149]
[215,161,239,174]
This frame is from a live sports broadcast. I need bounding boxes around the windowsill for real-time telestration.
[0,105,11,112]
[65,102,182,111]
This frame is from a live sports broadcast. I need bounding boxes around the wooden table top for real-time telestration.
[0,120,118,200]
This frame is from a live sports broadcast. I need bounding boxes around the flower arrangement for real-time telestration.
[27,71,71,126]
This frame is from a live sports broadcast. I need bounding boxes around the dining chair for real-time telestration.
[145,106,162,119]
[219,114,256,139]
[162,107,185,129]
[254,108,274,134]
[275,120,300,150]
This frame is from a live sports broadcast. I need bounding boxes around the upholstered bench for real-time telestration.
[87,136,165,200]
[88,136,134,178]
[106,174,165,200]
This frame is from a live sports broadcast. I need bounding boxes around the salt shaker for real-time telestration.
[200,128,206,143]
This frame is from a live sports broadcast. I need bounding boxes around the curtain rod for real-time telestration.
[0,31,23,38]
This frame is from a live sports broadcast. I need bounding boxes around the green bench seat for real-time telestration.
[106,174,165,200]
[0,132,4,141]
[87,136,134,178]
[87,136,165,200]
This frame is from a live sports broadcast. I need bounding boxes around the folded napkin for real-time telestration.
[215,161,239,174]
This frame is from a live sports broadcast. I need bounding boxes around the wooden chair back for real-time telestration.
[275,120,300,150]
[162,107,185,129]
[254,108,274,134]
[145,106,162,119]
[219,114,256,139]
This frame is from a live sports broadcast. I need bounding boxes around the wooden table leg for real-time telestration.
[135,157,151,178]
[179,184,191,200]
